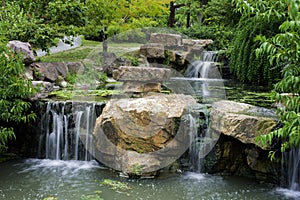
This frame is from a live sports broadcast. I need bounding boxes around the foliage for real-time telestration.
[0,44,36,153]
[83,0,171,40]
[173,0,202,27]
[45,0,86,27]
[254,0,300,158]
[229,16,283,85]
[178,24,233,50]
[203,0,240,27]
[0,2,58,51]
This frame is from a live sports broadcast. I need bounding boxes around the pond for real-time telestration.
[0,159,296,200]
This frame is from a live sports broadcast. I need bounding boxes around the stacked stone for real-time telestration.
[113,66,171,94]
[139,33,213,66]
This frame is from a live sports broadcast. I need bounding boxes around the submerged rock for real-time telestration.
[93,93,197,176]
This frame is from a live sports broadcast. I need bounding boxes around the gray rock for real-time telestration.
[7,40,35,64]
[66,62,84,74]
[150,33,182,46]
[210,100,277,149]
[140,43,165,58]
[31,63,59,82]
[113,66,171,82]
[182,39,213,47]
[30,81,54,100]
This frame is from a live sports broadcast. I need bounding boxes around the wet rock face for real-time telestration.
[205,100,280,184]
[210,100,277,149]
[205,135,281,184]
[7,40,35,64]
[93,93,197,176]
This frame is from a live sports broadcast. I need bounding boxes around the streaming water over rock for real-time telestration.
[38,101,103,161]
[276,144,300,199]
[184,51,219,79]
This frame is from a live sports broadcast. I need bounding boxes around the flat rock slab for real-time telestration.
[140,43,165,58]
[150,33,182,46]
[210,100,277,149]
[113,66,172,82]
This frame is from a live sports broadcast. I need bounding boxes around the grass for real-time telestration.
[38,37,142,63]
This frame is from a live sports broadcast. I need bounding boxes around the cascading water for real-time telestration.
[187,104,217,173]
[39,101,102,161]
[184,51,218,79]
[181,51,225,101]
[277,144,300,198]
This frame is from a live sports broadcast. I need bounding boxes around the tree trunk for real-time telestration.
[169,1,176,27]
[186,3,191,28]
[102,27,108,53]
[169,1,185,27]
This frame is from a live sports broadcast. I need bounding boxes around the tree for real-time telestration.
[84,0,171,52]
[0,44,36,153]
[230,0,285,85]
[233,0,300,158]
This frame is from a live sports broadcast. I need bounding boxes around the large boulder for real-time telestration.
[93,93,198,176]
[210,100,277,149]
[30,62,69,82]
[7,40,35,64]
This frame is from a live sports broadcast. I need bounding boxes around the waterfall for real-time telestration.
[184,51,218,79]
[187,104,214,173]
[283,145,300,191]
[182,51,224,101]
[39,101,102,161]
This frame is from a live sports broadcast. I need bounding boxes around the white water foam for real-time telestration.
[18,159,104,175]
[183,172,206,181]
[276,188,300,199]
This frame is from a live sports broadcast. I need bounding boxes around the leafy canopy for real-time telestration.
[233,0,300,158]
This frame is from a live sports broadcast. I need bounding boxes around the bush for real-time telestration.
[177,24,234,50]
[0,44,36,153]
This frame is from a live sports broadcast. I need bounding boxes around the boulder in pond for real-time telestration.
[93,93,198,176]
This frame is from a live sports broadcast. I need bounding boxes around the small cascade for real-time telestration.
[188,105,212,173]
[184,51,218,79]
[181,51,225,101]
[39,101,102,161]
[283,145,300,191]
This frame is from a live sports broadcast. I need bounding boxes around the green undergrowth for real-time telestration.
[39,37,141,63]
[49,89,122,101]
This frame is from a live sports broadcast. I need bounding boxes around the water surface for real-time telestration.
[0,159,295,200]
